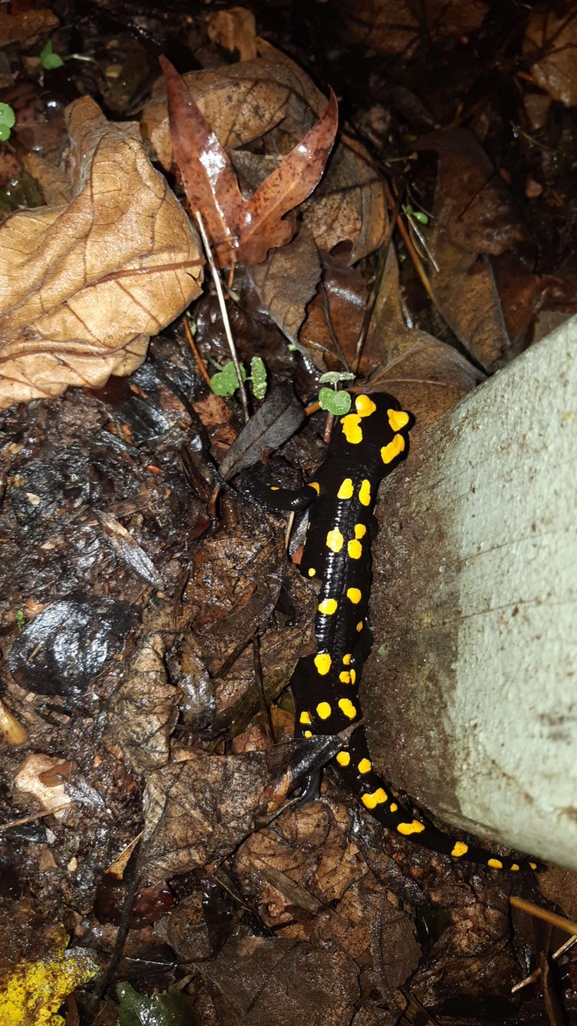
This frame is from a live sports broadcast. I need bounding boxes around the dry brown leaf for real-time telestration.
[368,246,481,428]
[417,128,527,369]
[0,96,203,410]
[0,7,58,47]
[249,227,322,344]
[524,4,577,107]
[333,0,488,58]
[143,40,386,263]
[22,153,73,206]
[206,6,257,62]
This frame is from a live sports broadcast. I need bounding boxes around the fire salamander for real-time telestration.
[251,392,537,872]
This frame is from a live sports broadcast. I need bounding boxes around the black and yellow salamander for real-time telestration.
[250,392,537,872]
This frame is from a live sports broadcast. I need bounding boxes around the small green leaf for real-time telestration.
[40,40,65,70]
[412,210,429,224]
[0,103,15,129]
[0,124,11,142]
[318,388,352,415]
[15,610,25,632]
[249,356,267,399]
[318,371,355,386]
[117,981,200,1026]
[210,361,246,397]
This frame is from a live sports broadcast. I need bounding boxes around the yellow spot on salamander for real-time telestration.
[511,864,520,871]
[316,701,332,719]
[270,486,279,491]
[356,621,364,632]
[341,414,363,444]
[387,408,410,432]
[304,730,312,738]
[326,528,344,552]
[358,758,372,774]
[348,539,362,559]
[397,820,426,836]
[336,751,351,766]
[342,653,352,665]
[362,788,388,809]
[299,711,312,725]
[308,568,316,577]
[354,524,367,539]
[347,588,362,604]
[529,862,538,870]
[356,394,377,417]
[451,841,469,858]
[337,478,354,499]
[314,653,332,675]
[381,434,406,464]
[308,481,320,494]
[338,698,357,719]
[318,598,338,615]
[350,668,356,684]
[358,479,371,506]
[390,802,398,812]
[339,671,351,684]
[487,858,503,870]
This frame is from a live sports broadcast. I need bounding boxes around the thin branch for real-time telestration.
[352,191,402,375]
[510,895,577,937]
[183,313,212,388]
[194,211,250,423]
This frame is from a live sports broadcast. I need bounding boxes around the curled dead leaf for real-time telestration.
[524,5,577,107]
[333,0,488,57]
[206,7,257,62]
[0,96,203,410]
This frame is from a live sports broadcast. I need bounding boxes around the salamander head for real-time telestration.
[331,392,412,471]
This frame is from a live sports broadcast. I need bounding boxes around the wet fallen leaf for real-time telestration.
[160,56,338,268]
[143,41,387,264]
[0,96,203,410]
[197,936,360,1025]
[141,752,269,878]
[95,510,161,587]
[525,5,577,108]
[108,631,181,775]
[218,381,306,479]
[334,0,488,57]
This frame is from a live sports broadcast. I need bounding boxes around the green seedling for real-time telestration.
[0,103,16,142]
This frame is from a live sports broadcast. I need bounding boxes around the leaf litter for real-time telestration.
[1,2,577,1024]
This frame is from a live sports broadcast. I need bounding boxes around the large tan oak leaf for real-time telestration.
[0,96,203,410]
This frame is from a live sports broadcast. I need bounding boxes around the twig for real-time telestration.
[183,313,212,388]
[0,805,72,832]
[352,191,403,375]
[382,180,435,304]
[512,934,577,993]
[195,211,250,423]
[510,896,577,937]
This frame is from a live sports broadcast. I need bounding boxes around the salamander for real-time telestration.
[251,392,537,872]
